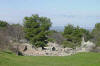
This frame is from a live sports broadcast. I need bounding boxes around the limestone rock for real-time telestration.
[80,37,96,52]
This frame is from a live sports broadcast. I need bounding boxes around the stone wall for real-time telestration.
[14,37,96,56]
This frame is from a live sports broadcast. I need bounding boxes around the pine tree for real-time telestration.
[24,14,52,47]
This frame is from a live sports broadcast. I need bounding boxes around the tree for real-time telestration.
[24,14,52,47]
[0,20,10,50]
[63,24,90,49]
[92,23,100,46]
[8,24,24,42]
[0,20,8,28]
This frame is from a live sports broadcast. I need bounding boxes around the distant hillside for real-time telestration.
[50,26,64,32]
[50,26,93,32]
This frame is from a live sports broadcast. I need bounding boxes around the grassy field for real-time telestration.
[0,51,100,66]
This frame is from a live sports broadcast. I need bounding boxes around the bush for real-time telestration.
[62,41,74,48]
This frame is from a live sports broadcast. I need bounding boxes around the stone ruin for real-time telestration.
[16,42,74,56]
[76,37,96,52]
[14,37,96,56]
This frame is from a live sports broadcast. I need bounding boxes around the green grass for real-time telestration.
[0,51,100,66]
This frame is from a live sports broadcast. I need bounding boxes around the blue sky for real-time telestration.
[0,0,100,28]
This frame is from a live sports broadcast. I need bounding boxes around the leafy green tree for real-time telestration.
[92,23,100,46]
[24,14,52,47]
[0,20,8,28]
[63,24,90,49]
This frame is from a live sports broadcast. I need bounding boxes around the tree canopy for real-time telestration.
[24,14,52,47]
[0,20,8,28]
[92,23,100,46]
[62,24,91,48]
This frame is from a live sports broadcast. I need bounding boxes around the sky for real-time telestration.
[0,0,100,29]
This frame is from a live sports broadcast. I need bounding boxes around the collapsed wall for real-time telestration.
[17,42,74,56]
[14,37,95,56]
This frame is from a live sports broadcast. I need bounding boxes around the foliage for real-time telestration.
[0,20,8,28]
[92,23,100,46]
[63,24,91,48]
[24,14,52,47]
[0,21,10,50]
[48,38,56,43]
[62,41,74,48]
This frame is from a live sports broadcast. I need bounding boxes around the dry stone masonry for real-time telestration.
[14,37,95,56]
